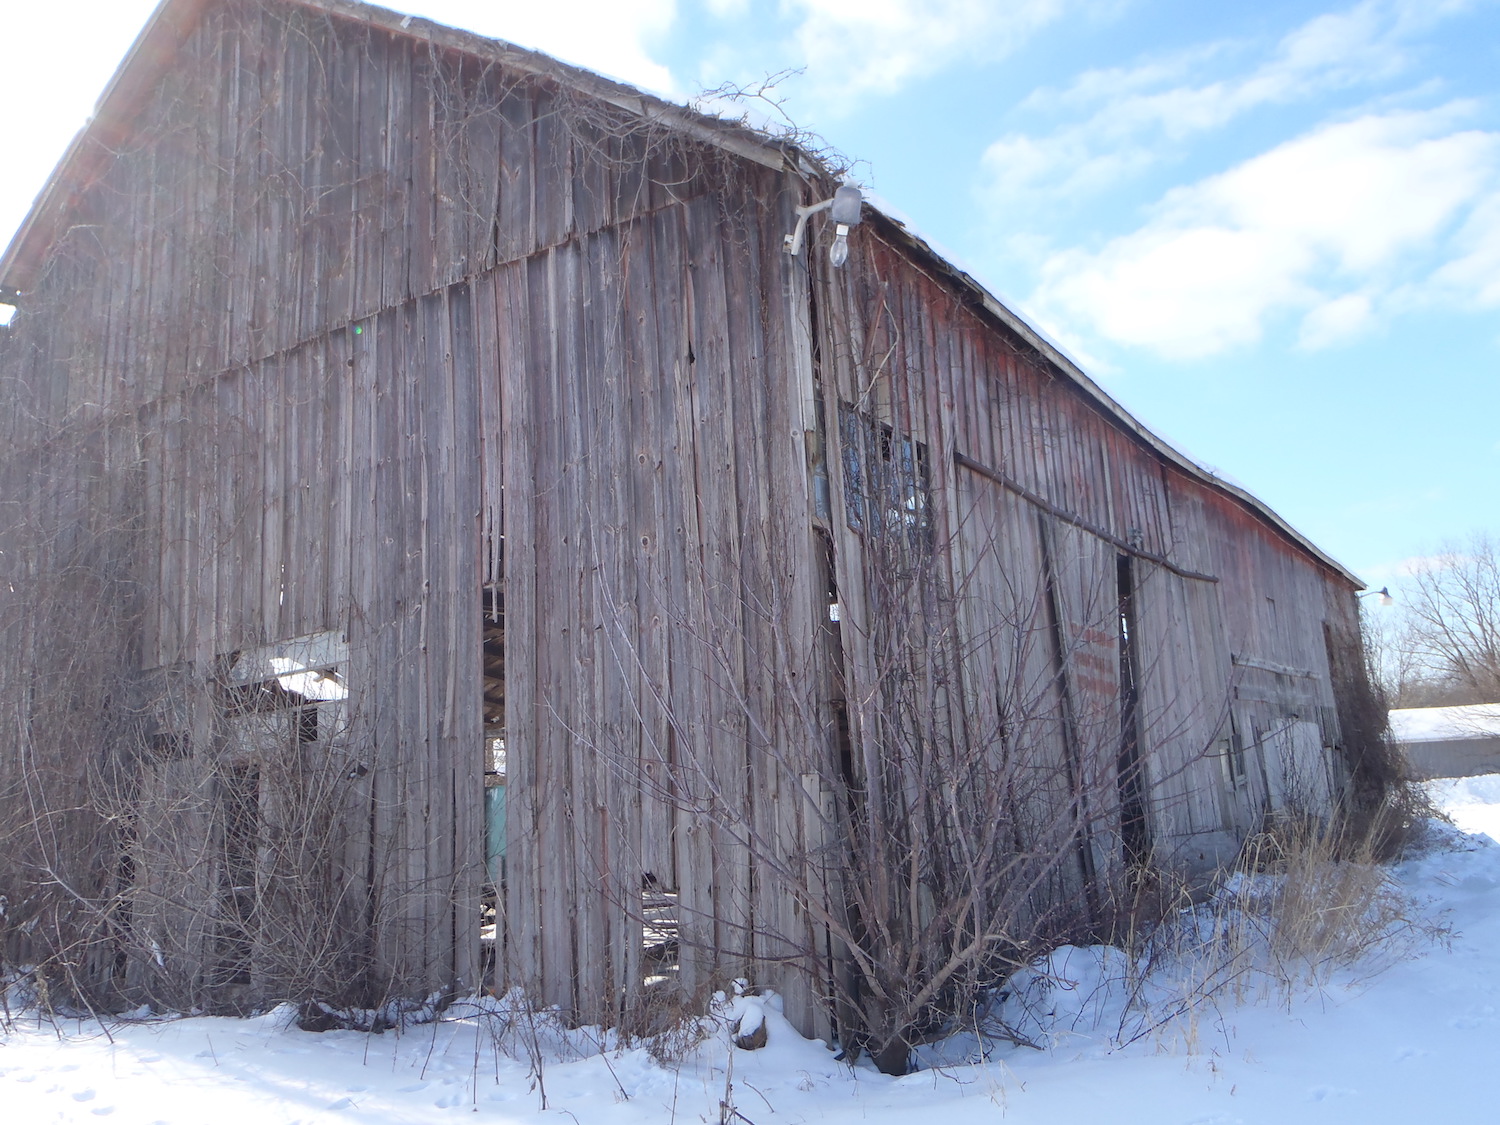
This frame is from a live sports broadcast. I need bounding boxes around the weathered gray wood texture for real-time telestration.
[0,0,1365,1031]
[0,0,835,1024]
[811,229,1362,881]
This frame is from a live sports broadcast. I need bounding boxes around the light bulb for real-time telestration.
[830,223,850,267]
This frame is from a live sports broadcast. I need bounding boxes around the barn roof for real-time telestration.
[0,0,1364,589]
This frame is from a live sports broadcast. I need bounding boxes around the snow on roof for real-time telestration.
[1390,704,1500,744]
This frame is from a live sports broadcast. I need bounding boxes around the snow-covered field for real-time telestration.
[1426,774,1500,842]
[5,783,1500,1125]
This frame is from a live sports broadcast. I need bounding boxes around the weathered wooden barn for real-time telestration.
[0,0,1380,1055]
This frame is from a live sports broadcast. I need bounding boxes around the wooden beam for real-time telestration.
[955,450,1221,585]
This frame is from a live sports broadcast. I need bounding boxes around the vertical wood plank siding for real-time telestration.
[0,0,838,1025]
[488,185,833,1028]
[0,0,1363,1032]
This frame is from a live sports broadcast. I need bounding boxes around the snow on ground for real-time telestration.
[1425,774,1500,843]
[5,788,1500,1124]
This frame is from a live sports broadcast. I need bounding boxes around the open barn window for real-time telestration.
[839,403,931,555]
[225,631,349,723]
[1226,721,1249,787]
[223,633,349,762]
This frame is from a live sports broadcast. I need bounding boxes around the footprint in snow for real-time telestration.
[1307,1085,1355,1102]
[73,1089,96,1101]
[325,1096,356,1111]
[397,1082,428,1093]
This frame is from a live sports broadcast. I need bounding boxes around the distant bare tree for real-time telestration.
[1364,607,1436,708]
[1401,534,1500,705]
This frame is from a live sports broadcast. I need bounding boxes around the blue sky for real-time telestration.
[1,0,1497,590]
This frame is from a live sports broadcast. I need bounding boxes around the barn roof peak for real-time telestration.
[0,0,802,297]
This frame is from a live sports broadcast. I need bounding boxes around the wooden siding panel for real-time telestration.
[495,257,541,995]
[820,224,1352,897]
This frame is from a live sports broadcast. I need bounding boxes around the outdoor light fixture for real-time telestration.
[784,184,864,267]
[1358,586,1395,606]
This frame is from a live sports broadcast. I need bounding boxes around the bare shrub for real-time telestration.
[0,567,392,1019]
[1402,535,1500,704]
[1326,606,1432,860]
[598,490,1231,1075]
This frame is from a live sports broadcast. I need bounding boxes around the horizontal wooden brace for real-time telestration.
[954,450,1220,584]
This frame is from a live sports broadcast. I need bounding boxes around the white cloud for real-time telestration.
[408,0,681,96]
[1298,294,1376,350]
[1429,193,1500,307]
[1395,549,1468,577]
[1271,0,1409,87]
[1037,226,1316,357]
[983,0,1464,210]
[785,0,1070,111]
[1200,109,1493,271]
[984,130,1154,205]
[1033,108,1500,358]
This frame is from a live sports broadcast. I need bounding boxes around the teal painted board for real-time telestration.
[486,783,507,883]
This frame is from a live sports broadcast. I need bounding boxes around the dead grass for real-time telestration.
[1135,815,1451,1038]
[981,814,1454,1059]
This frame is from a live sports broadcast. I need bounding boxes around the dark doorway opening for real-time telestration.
[481,584,506,985]
[1116,555,1149,865]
